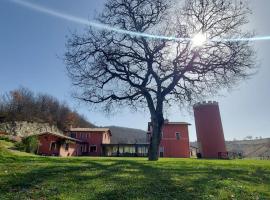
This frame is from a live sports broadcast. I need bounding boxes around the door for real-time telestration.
[159,146,164,157]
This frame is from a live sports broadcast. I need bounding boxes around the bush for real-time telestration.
[0,136,14,143]
[15,135,38,153]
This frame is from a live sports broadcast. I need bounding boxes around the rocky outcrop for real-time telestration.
[0,121,62,137]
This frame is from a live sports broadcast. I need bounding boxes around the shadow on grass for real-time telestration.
[0,156,269,200]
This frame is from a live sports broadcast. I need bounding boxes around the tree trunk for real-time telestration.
[148,114,164,161]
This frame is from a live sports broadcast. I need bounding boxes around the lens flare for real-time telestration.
[192,33,207,47]
[9,0,270,43]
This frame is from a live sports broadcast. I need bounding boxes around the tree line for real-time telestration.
[0,88,94,131]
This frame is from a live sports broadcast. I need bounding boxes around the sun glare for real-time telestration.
[192,33,207,47]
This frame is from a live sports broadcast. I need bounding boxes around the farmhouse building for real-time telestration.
[147,120,191,158]
[35,121,191,158]
[36,128,111,157]
[36,132,83,156]
[65,128,112,156]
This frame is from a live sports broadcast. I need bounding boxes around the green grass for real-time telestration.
[0,140,269,200]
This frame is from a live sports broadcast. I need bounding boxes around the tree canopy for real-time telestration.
[0,88,94,131]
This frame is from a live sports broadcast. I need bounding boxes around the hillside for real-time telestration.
[0,88,95,131]
[105,126,147,144]
[0,88,146,142]
[0,121,62,137]
[190,138,270,158]
[226,138,270,157]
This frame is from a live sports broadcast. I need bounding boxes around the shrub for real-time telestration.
[15,135,39,153]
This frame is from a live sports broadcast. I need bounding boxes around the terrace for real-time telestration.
[102,143,149,157]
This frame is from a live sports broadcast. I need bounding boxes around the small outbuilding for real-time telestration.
[190,145,199,157]
[36,132,83,157]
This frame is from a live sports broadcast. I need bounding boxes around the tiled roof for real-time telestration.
[148,122,191,127]
[36,132,82,142]
[68,128,110,132]
[165,122,191,125]
[68,128,112,136]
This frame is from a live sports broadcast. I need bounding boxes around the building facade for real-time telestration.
[147,120,190,158]
[35,122,192,158]
[65,128,111,156]
[36,132,83,157]
[35,128,111,157]
[102,143,149,157]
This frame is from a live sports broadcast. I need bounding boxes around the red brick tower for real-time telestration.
[193,101,227,158]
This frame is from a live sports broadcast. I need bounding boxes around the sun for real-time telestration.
[192,33,207,47]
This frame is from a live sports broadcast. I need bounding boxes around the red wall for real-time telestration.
[37,134,61,156]
[193,102,227,158]
[67,131,111,156]
[148,123,190,158]
[161,124,190,158]
[37,134,80,157]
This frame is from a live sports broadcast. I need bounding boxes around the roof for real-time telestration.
[36,132,83,143]
[69,128,110,132]
[165,122,191,125]
[68,128,112,136]
[148,121,191,129]
[102,143,149,147]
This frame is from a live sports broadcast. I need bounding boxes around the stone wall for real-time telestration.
[0,121,62,137]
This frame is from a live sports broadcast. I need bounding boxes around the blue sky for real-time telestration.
[0,0,269,141]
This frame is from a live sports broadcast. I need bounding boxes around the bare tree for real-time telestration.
[0,88,94,131]
[65,0,255,161]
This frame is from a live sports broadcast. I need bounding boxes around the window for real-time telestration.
[90,145,97,152]
[64,143,69,151]
[161,131,164,138]
[50,142,57,151]
[176,132,181,140]
[70,133,76,138]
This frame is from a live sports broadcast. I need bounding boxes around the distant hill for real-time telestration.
[105,126,147,144]
[226,139,270,158]
[190,138,270,158]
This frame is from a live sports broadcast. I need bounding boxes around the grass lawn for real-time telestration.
[0,140,269,200]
